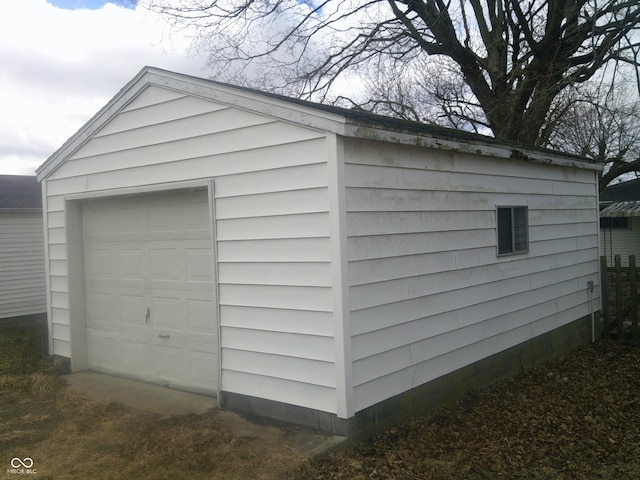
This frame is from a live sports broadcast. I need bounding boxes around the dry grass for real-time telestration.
[0,374,308,479]
[0,320,308,479]
[0,318,48,374]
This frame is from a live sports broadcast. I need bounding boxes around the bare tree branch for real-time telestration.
[142,0,640,170]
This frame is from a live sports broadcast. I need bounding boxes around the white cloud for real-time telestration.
[0,0,207,175]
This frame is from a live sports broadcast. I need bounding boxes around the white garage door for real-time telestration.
[82,189,218,395]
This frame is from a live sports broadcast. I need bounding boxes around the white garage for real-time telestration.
[82,189,217,394]
[37,67,601,438]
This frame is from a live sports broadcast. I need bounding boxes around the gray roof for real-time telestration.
[201,74,597,165]
[600,201,640,218]
[0,175,42,210]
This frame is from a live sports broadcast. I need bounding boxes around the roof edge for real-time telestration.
[36,66,153,181]
[344,123,602,172]
[36,66,602,181]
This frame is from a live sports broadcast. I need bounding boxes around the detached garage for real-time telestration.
[37,67,602,438]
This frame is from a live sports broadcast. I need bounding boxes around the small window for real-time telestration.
[497,206,528,255]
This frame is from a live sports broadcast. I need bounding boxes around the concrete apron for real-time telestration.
[61,371,346,457]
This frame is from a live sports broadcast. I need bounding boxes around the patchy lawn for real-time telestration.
[1,318,639,479]
[1,320,310,479]
[0,373,310,479]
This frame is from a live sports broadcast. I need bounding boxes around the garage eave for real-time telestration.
[35,67,350,182]
[36,66,601,182]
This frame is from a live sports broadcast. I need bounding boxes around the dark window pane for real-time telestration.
[513,207,528,252]
[497,207,513,254]
[600,217,629,229]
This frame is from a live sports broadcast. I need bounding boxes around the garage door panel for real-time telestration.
[83,189,218,395]
[184,198,210,231]
[121,340,151,373]
[116,205,146,234]
[154,343,187,380]
[151,296,184,331]
[149,198,182,233]
[82,205,117,240]
[190,351,217,387]
[85,247,115,281]
[87,331,121,368]
[86,292,118,330]
[188,300,217,335]
[186,248,213,282]
[118,248,146,281]
[150,248,183,281]
[120,294,148,327]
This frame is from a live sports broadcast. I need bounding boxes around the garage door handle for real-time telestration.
[158,334,170,339]
[145,308,151,324]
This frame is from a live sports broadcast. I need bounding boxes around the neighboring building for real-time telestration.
[0,175,47,320]
[36,67,602,438]
[600,179,640,267]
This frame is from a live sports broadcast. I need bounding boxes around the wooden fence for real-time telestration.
[601,255,639,344]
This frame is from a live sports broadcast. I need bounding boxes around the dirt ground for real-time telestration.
[1,335,639,479]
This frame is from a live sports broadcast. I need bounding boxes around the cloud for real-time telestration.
[47,0,137,10]
[0,0,206,175]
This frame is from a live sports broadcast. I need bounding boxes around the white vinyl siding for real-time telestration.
[0,211,47,319]
[344,140,600,413]
[42,85,336,413]
[600,217,640,267]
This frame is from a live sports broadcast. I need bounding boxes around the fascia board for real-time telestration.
[36,67,153,181]
[344,123,604,172]
[143,68,349,135]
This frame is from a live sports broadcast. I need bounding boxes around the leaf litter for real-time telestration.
[291,341,640,480]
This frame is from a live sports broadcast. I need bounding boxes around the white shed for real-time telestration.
[0,175,47,321]
[37,67,602,437]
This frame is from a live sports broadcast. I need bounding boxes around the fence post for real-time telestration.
[601,256,610,339]
[630,255,638,345]
[615,255,623,342]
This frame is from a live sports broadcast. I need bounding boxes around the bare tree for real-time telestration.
[142,0,640,147]
[349,56,489,133]
[547,84,640,190]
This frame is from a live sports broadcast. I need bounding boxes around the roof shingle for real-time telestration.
[0,175,42,209]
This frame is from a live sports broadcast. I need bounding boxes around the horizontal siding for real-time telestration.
[600,217,640,267]
[214,159,334,410]
[44,85,336,413]
[220,305,334,337]
[0,212,47,318]
[221,370,336,413]
[346,139,600,413]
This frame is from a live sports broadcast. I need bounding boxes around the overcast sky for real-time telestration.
[0,0,209,176]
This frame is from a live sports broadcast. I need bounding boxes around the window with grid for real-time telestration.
[497,206,528,255]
